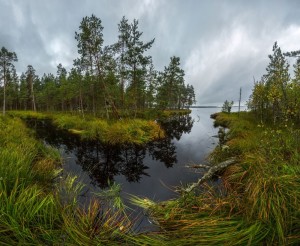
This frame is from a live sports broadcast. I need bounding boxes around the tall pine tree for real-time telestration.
[0,47,18,115]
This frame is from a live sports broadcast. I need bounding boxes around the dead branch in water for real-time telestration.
[185,164,210,169]
[182,158,236,193]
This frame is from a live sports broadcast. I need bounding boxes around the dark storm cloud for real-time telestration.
[1,0,300,104]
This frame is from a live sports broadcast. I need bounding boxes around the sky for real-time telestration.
[1,0,300,105]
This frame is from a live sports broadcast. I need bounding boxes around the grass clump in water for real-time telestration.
[54,114,165,144]
[9,111,165,145]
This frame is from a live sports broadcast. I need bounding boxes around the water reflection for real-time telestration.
[148,115,194,167]
[26,114,194,189]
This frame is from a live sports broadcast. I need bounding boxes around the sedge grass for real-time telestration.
[9,111,165,145]
[0,116,135,244]
[4,110,299,244]
[211,112,300,244]
[128,112,300,245]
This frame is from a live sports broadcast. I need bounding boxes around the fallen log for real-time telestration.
[185,164,210,169]
[182,158,236,193]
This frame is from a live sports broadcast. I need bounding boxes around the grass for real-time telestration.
[3,110,299,244]
[118,108,191,119]
[0,116,135,244]
[0,116,61,243]
[129,111,300,245]
[9,111,166,145]
[211,112,300,244]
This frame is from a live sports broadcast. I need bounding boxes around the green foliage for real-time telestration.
[0,115,135,244]
[55,116,165,145]
[248,42,298,125]
[0,116,59,190]
[1,16,191,117]
[0,46,18,115]
[10,111,165,145]
[221,100,234,113]
[156,56,195,110]
[213,112,299,244]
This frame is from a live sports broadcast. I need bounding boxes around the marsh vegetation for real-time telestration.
[0,12,300,245]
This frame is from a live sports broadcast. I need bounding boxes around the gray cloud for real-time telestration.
[1,0,300,105]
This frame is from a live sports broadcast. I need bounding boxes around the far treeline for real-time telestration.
[249,41,300,125]
[0,15,196,118]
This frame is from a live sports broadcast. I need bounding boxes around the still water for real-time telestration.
[29,108,221,227]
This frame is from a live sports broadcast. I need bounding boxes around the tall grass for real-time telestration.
[0,180,61,244]
[0,116,134,244]
[129,112,300,245]
[9,111,165,145]
[52,114,165,144]
[0,116,62,244]
[5,110,298,244]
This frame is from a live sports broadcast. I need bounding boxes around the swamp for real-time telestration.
[0,4,300,245]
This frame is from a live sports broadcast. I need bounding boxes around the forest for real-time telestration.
[0,15,195,118]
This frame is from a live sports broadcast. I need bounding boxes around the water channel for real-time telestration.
[28,108,221,229]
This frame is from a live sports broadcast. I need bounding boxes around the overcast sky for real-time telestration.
[1,0,300,105]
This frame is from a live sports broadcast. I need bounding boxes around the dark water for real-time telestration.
[27,108,220,229]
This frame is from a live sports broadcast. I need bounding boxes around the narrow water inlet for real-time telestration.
[25,108,220,230]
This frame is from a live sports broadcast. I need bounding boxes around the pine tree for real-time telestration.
[264,42,290,123]
[115,16,131,107]
[0,47,18,115]
[56,63,68,111]
[25,65,37,111]
[157,56,185,109]
[115,17,154,115]
[40,73,57,111]
[6,67,19,110]
[75,15,104,116]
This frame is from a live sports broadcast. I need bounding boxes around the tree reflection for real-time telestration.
[25,114,193,189]
[148,114,194,167]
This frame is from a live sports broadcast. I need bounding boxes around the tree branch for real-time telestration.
[185,164,210,169]
[182,158,236,193]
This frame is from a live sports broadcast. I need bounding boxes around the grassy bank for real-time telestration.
[3,110,298,244]
[0,110,189,244]
[0,116,135,245]
[131,111,300,245]
[119,108,192,120]
[8,111,166,145]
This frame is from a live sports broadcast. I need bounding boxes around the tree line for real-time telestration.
[248,42,300,125]
[0,15,196,117]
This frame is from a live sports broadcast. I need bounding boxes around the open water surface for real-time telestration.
[27,108,221,230]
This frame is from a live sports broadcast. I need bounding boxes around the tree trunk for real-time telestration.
[2,75,6,115]
[79,86,85,118]
[30,77,36,112]
[238,87,242,117]
[133,63,137,118]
